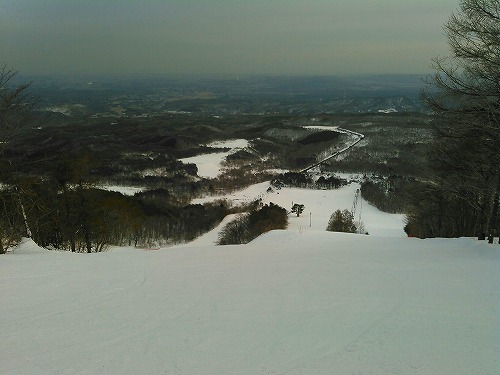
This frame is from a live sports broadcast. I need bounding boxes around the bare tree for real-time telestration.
[0,66,38,253]
[418,0,500,239]
[0,65,37,149]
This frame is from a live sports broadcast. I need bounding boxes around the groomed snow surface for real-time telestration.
[1,182,499,374]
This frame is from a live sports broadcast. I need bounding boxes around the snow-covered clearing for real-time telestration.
[1,181,498,374]
[192,182,404,240]
[99,185,144,196]
[180,139,249,178]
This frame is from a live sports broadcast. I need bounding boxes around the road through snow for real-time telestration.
[300,127,365,172]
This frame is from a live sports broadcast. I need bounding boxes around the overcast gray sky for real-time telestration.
[0,0,458,77]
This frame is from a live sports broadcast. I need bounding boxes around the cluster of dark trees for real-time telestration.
[0,156,229,253]
[297,130,340,145]
[217,202,288,245]
[360,176,414,214]
[406,0,499,242]
[271,172,347,190]
[272,172,312,188]
[316,175,348,189]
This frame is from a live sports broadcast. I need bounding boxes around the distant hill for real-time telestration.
[22,74,428,117]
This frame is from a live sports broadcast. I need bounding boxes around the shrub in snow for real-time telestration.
[326,209,357,233]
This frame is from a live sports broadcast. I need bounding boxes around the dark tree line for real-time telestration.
[407,0,499,241]
[316,175,347,189]
[271,172,312,189]
[2,172,229,252]
[271,172,347,190]
[360,176,414,214]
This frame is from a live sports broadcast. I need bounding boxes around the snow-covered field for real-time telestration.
[99,185,144,196]
[1,182,499,374]
[180,139,250,178]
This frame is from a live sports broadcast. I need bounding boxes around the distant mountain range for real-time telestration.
[21,74,429,117]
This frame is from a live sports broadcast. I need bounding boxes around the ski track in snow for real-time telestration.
[1,233,498,375]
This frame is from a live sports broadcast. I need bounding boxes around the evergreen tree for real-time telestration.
[291,203,305,217]
[326,209,357,233]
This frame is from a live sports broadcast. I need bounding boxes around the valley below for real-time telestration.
[1,75,498,374]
